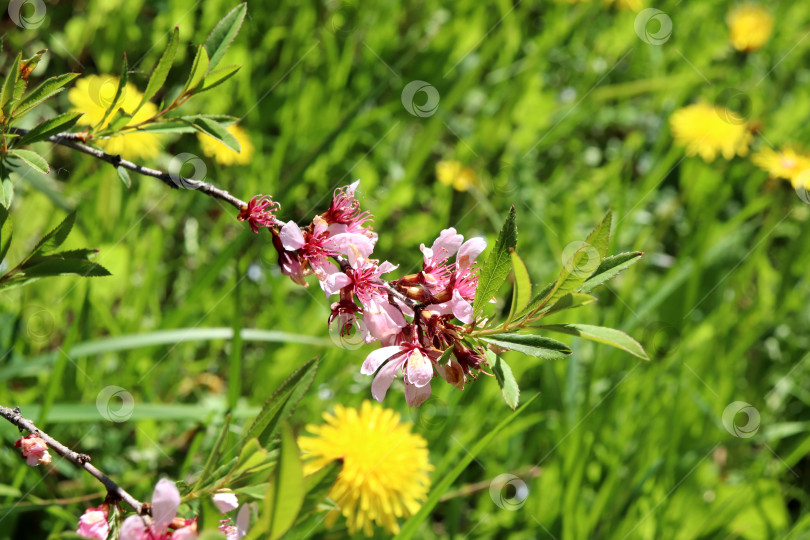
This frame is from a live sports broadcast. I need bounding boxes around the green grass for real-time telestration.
[2,0,810,538]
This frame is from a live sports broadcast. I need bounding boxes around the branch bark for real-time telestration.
[7,127,248,211]
[0,405,146,515]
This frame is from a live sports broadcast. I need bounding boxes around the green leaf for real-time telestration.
[542,209,613,309]
[14,257,111,279]
[13,73,80,118]
[19,49,46,81]
[0,206,11,262]
[232,438,270,477]
[481,333,571,360]
[137,27,179,112]
[134,121,197,134]
[473,205,517,319]
[0,53,21,118]
[539,323,649,360]
[190,116,240,152]
[0,172,13,209]
[97,55,128,129]
[245,358,319,444]
[490,352,520,409]
[15,112,83,146]
[507,249,531,322]
[9,149,49,173]
[193,415,231,492]
[204,3,247,71]
[395,394,540,540]
[263,423,305,540]
[200,65,241,92]
[29,211,75,256]
[105,109,132,132]
[545,292,598,315]
[183,45,210,93]
[296,459,342,523]
[116,166,131,188]
[513,280,555,321]
[579,251,643,293]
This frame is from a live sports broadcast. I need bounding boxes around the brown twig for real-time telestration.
[0,405,146,515]
[6,127,248,211]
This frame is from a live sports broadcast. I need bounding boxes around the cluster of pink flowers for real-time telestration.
[243,181,492,407]
[15,434,51,466]
[76,481,249,540]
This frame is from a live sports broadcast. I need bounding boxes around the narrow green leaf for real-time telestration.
[481,333,571,360]
[232,438,270,477]
[245,358,319,444]
[507,249,531,322]
[296,460,342,523]
[490,352,520,409]
[473,205,518,319]
[539,323,649,360]
[204,3,247,71]
[545,292,598,315]
[0,206,11,262]
[10,149,49,173]
[105,109,132,132]
[134,121,197,134]
[395,394,541,540]
[19,49,46,81]
[193,415,231,492]
[264,423,305,540]
[190,116,240,152]
[28,211,75,256]
[541,209,613,310]
[116,166,131,188]
[183,45,210,93]
[0,173,13,209]
[513,280,555,321]
[13,73,80,118]
[0,53,21,117]
[15,257,111,278]
[137,27,179,112]
[200,65,241,92]
[97,56,127,129]
[15,112,83,146]
[579,251,643,293]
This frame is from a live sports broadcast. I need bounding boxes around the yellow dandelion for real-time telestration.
[728,4,773,52]
[197,124,254,166]
[752,146,810,188]
[436,160,476,191]
[68,75,162,160]
[298,401,432,536]
[669,101,752,162]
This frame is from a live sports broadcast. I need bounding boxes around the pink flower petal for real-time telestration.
[457,237,487,271]
[151,478,180,531]
[406,349,433,388]
[371,359,401,402]
[212,491,239,514]
[361,346,406,375]
[405,382,432,407]
[279,221,305,250]
[119,516,149,540]
[449,290,473,324]
[430,228,463,260]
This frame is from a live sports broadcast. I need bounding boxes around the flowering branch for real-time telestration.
[0,405,146,515]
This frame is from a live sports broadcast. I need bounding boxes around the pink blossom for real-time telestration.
[15,434,51,466]
[419,228,464,291]
[218,504,251,540]
[321,254,396,302]
[119,479,196,540]
[361,341,438,406]
[425,237,487,323]
[76,504,109,540]
[237,195,280,233]
[212,490,239,514]
[323,180,374,235]
[360,294,407,343]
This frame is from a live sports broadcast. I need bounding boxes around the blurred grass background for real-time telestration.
[1,0,810,538]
